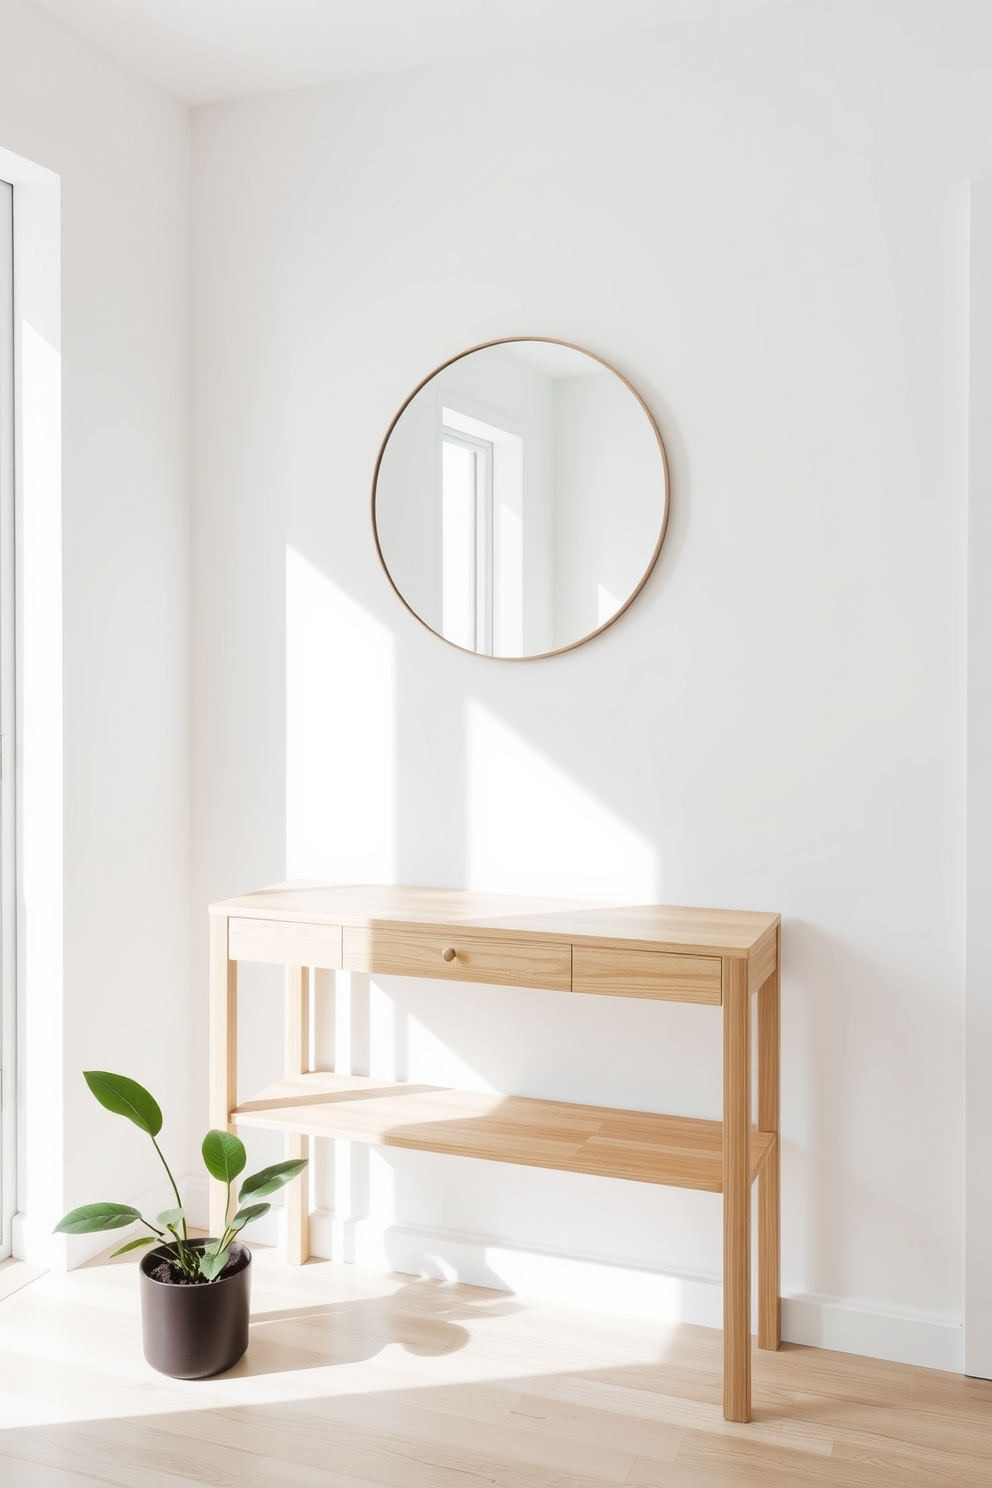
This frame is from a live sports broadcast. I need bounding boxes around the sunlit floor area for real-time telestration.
[1,1245,990,1487]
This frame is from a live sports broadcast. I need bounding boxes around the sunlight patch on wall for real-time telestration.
[483,1245,713,1328]
[407,1012,497,1093]
[285,546,395,879]
[466,701,656,900]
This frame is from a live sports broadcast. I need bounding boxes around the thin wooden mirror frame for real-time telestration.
[372,337,671,660]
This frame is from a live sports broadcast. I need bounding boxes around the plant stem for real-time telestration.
[214,1179,232,1254]
[149,1134,188,1241]
[146,1134,196,1276]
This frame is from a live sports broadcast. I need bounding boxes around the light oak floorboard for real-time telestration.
[0,1259,47,1300]
[910,1363,992,1414]
[248,1462,387,1488]
[829,1437,992,1487]
[2,1244,988,1488]
[2,1419,262,1488]
[787,1390,992,1468]
[673,1426,992,1488]
[508,1392,685,1460]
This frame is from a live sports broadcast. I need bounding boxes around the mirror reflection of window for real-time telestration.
[441,430,492,653]
[441,407,523,659]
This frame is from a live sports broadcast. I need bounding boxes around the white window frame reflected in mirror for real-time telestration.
[441,428,492,653]
[442,404,524,658]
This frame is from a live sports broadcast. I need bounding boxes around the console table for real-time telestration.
[209,883,781,1422]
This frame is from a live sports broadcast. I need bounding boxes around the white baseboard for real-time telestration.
[305,1214,963,1374]
[782,1294,963,1374]
[15,1171,214,1270]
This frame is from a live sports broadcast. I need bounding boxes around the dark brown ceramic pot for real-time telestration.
[138,1240,251,1378]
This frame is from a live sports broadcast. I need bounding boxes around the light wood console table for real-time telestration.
[209,883,781,1422]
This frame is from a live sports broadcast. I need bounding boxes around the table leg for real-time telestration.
[209,914,238,1237]
[722,955,751,1423]
[285,964,310,1264]
[758,927,781,1350]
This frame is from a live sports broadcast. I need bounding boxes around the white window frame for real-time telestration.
[0,178,15,1259]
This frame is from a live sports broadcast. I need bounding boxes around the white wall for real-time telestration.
[374,378,441,632]
[191,1,980,1368]
[0,0,191,1261]
[965,177,992,1378]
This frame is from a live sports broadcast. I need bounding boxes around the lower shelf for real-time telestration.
[234,1072,775,1193]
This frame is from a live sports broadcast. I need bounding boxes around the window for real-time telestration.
[0,178,13,1258]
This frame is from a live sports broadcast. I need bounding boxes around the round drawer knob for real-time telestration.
[441,947,457,963]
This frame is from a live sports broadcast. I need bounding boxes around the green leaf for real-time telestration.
[157,1207,185,1229]
[201,1129,246,1183]
[83,1072,162,1137]
[54,1202,141,1235]
[228,1201,270,1232]
[198,1248,229,1281]
[239,1158,308,1202]
[110,1236,158,1258]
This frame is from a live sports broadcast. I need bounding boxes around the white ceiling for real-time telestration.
[29,0,722,107]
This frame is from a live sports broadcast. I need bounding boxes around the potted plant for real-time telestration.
[55,1071,307,1378]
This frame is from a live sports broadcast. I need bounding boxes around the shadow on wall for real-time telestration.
[783,920,956,1309]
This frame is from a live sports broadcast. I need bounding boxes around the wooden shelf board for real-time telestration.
[234,1072,774,1193]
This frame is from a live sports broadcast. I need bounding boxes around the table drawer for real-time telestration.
[228,916,343,970]
[572,945,721,1004]
[344,924,571,991]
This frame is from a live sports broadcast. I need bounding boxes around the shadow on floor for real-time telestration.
[233,1273,524,1375]
[3,1269,991,1488]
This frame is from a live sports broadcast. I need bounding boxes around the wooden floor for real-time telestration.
[1,1247,990,1487]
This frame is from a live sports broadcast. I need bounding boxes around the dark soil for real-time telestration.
[149,1258,209,1285]
[148,1246,246,1286]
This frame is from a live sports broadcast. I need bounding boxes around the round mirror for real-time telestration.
[373,338,670,659]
